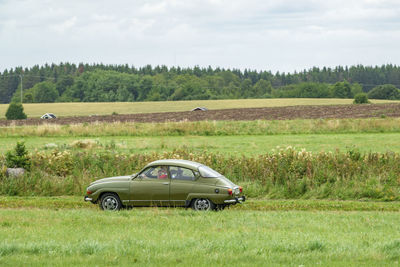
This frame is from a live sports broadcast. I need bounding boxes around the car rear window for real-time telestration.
[198,166,222,178]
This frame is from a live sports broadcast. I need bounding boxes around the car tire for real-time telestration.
[191,198,216,211]
[99,193,122,211]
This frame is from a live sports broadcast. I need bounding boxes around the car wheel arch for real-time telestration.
[98,191,122,203]
[191,198,216,211]
[99,192,123,211]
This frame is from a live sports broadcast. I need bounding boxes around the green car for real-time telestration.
[84,159,245,211]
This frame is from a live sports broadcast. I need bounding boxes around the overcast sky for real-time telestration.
[0,0,399,73]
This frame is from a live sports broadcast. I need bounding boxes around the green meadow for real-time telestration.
[0,132,399,155]
[1,117,400,154]
[0,200,400,266]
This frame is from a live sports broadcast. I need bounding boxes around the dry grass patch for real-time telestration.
[1,98,399,118]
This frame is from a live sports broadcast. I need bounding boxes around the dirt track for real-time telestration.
[1,103,400,126]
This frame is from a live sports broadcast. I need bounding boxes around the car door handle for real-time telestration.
[163,182,169,185]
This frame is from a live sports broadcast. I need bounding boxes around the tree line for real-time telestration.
[1,63,400,104]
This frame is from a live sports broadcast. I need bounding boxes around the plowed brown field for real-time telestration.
[1,103,400,126]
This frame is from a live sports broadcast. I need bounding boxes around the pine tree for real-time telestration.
[5,102,27,120]
[6,141,31,169]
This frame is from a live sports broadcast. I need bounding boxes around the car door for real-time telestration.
[130,166,170,206]
[169,166,196,206]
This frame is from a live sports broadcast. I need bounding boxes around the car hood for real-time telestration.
[90,175,132,185]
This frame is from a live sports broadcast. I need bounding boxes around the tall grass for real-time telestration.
[2,117,400,137]
[1,147,399,200]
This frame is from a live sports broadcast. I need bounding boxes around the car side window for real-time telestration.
[169,166,196,181]
[139,166,168,179]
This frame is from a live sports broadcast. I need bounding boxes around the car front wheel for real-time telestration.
[99,193,122,211]
[191,198,216,211]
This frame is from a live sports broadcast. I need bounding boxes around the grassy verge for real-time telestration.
[1,132,400,154]
[0,206,400,266]
[1,196,400,211]
[0,196,91,209]
[1,98,398,118]
[2,117,400,137]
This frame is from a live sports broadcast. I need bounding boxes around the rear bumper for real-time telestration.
[84,196,93,202]
[224,196,246,204]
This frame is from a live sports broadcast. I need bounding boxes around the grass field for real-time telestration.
[2,196,400,211]
[1,98,399,118]
[0,197,400,266]
[1,100,400,266]
[1,117,400,154]
[1,132,400,154]
[3,118,400,137]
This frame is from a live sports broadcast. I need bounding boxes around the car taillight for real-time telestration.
[239,186,243,193]
[86,190,92,195]
[228,188,232,195]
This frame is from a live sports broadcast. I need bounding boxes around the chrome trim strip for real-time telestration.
[224,197,245,204]
[127,200,185,202]
[84,196,93,202]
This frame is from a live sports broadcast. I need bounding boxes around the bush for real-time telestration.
[5,102,27,120]
[353,93,370,104]
[5,142,31,170]
[368,84,400,100]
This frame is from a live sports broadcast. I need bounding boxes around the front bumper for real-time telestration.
[84,196,93,202]
[224,196,246,204]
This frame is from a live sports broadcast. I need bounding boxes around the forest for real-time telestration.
[1,63,400,103]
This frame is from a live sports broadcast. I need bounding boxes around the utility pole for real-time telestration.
[19,74,23,103]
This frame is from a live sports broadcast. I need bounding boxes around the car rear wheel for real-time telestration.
[99,193,122,211]
[191,198,216,211]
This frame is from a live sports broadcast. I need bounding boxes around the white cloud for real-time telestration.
[50,16,77,33]
[0,0,399,72]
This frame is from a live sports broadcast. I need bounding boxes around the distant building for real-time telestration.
[40,113,57,119]
[191,107,208,111]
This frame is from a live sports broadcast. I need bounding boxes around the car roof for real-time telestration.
[146,159,203,170]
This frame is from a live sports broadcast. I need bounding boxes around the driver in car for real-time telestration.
[158,167,168,179]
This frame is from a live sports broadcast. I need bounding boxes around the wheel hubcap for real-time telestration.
[103,196,118,210]
[195,199,210,210]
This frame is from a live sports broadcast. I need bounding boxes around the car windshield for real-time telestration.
[198,166,222,178]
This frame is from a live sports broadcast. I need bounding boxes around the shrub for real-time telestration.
[5,102,27,120]
[70,139,98,149]
[5,142,31,170]
[368,84,400,100]
[34,150,73,176]
[353,93,370,104]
